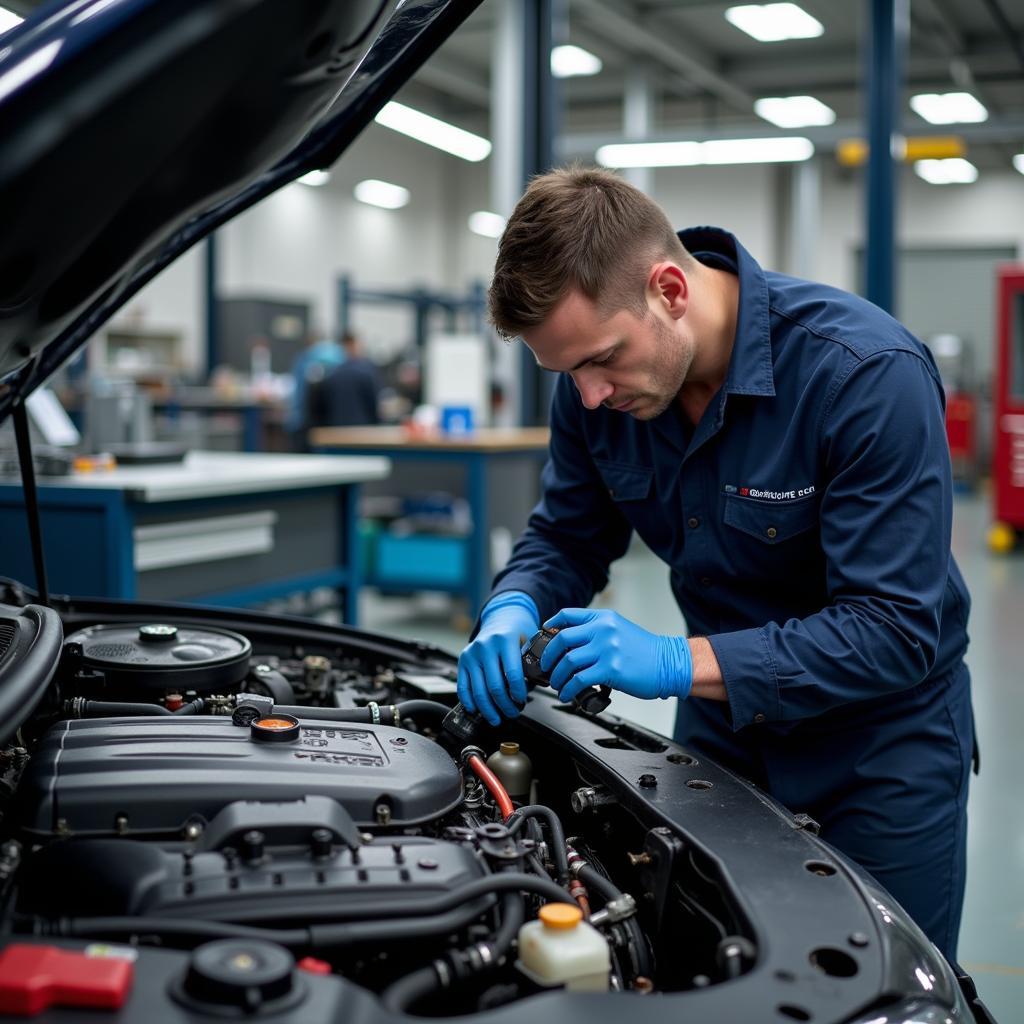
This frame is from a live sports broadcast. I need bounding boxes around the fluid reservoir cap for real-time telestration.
[251,715,300,742]
[138,623,178,643]
[539,904,583,930]
[500,741,520,756]
[177,939,301,1013]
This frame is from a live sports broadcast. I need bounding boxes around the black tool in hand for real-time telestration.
[522,627,613,715]
[442,627,613,743]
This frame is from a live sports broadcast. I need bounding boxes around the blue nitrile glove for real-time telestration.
[457,591,540,726]
[540,608,692,705]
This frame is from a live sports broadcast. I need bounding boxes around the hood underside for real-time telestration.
[0,0,479,418]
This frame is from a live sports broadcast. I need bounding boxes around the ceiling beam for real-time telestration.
[411,58,490,107]
[559,115,1024,158]
[573,0,754,113]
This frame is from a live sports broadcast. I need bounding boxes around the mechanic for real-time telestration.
[457,166,975,963]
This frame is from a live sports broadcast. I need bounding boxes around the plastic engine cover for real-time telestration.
[19,717,463,836]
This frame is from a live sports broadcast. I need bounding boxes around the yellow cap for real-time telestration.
[539,904,583,930]
[499,742,520,756]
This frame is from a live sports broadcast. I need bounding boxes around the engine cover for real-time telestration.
[18,834,485,925]
[19,717,463,837]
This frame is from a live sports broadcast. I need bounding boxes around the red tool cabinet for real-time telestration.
[991,266,1024,549]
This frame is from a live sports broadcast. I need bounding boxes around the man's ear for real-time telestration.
[647,262,689,320]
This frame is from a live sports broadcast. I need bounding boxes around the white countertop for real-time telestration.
[33,450,392,502]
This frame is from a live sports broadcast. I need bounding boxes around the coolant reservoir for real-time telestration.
[486,741,532,801]
[517,903,610,991]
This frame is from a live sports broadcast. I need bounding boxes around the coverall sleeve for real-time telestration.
[488,376,633,623]
[709,350,956,729]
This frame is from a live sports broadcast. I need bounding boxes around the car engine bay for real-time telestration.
[0,594,979,1022]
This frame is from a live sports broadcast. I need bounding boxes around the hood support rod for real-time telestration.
[12,401,50,607]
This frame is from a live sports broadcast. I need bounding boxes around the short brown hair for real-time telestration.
[488,166,692,340]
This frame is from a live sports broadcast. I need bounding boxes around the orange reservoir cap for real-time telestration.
[538,904,583,930]
[250,714,300,742]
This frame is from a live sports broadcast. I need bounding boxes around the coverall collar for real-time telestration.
[677,226,777,399]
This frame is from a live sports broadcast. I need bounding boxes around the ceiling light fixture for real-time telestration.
[914,158,978,185]
[354,179,410,209]
[374,101,491,162]
[724,3,823,42]
[1013,154,1024,176]
[754,95,835,128]
[468,211,506,238]
[596,137,814,168]
[0,6,24,33]
[297,170,330,187]
[909,92,988,125]
[550,44,602,78]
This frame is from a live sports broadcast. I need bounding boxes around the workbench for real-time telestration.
[0,451,390,623]
[309,427,550,617]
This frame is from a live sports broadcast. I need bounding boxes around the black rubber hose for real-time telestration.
[383,891,526,1013]
[77,701,173,717]
[505,805,571,884]
[40,872,572,952]
[380,966,438,1015]
[272,699,450,724]
[173,698,204,715]
[577,864,654,981]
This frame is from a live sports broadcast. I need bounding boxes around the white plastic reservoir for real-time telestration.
[517,903,611,991]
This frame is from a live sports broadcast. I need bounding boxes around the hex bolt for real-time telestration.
[418,858,439,871]
[638,774,657,788]
[241,830,265,863]
[310,828,334,859]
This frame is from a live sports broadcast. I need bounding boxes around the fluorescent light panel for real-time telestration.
[0,6,24,32]
[354,179,410,209]
[754,95,835,128]
[725,3,823,42]
[909,92,987,125]
[551,44,602,78]
[914,158,978,185]
[1014,154,1024,176]
[297,170,330,187]
[374,101,491,162]
[597,137,814,168]
[468,211,506,238]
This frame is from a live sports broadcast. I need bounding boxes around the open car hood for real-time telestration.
[0,0,479,419]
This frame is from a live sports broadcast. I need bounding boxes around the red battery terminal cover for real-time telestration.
[0,944,134,1016]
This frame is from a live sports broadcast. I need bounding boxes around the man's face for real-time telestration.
[521,288,693,420]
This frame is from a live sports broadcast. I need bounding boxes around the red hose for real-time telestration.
[467,754,516,822]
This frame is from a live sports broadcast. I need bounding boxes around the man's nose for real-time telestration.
[572,372,613,410]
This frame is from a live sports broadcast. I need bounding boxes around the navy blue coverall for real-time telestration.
[490,227,975,961]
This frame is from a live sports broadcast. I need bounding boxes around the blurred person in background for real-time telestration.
[310,330,381,429]
[287,328,343,450]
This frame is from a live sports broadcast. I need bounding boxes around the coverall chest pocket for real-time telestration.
[723,493,819,544]
[594,460,654,502]
[593,459,671,553]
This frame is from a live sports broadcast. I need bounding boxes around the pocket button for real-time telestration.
[688,517,700,529]
[766,527,777,539]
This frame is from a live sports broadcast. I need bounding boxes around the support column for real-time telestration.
[790,157,822,280]
[864,0,908,314]
[623,65,654,195]
[204,234,219,373]
[491,0,559,427]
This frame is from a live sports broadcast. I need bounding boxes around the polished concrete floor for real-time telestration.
[360,491,1023,1022]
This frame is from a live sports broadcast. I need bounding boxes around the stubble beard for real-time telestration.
[628,315,693,420]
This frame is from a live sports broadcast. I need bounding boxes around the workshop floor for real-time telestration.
[359,490,1024,1021]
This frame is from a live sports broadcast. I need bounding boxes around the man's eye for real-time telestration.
[593,352,616,367]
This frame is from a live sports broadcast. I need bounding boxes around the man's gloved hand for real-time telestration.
[457,591,540,726]
[540,608,692,705]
